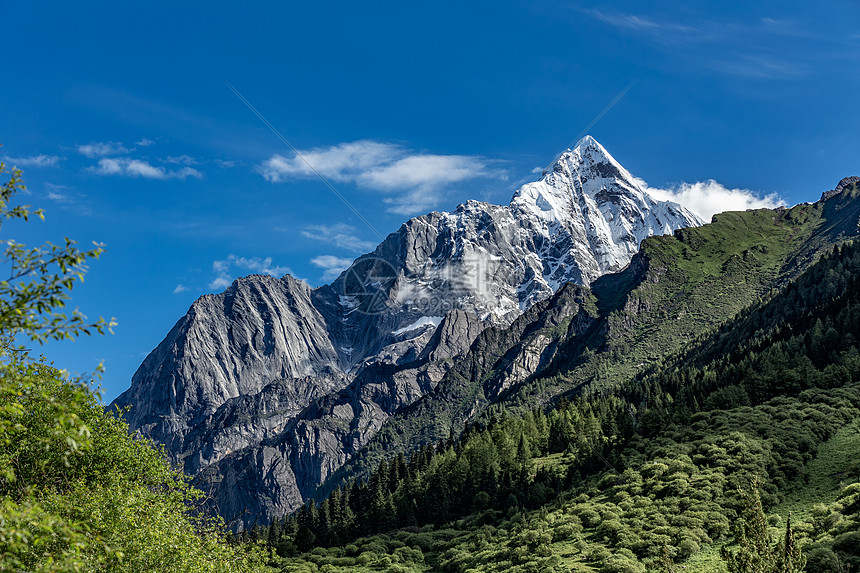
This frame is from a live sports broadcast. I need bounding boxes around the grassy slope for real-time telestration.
[282,404,860,573]
[529,195,857,401]
[332,186,860,492]
[280,185,860,573]
[778,420,860,524]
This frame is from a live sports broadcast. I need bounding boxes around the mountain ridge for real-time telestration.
[271,226,860,572]
[320,179,860,496]
[112,136,701,527]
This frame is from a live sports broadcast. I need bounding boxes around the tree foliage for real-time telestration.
[721,483,806,573]
[0,160,273,572]
[0,160,115,345]
[272,238,860,571]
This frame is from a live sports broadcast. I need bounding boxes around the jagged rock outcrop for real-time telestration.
[116,275,346,458]
[823,176,860,200]
[330,179,860,491]
[196,308,486,523]
[112,136,701,528]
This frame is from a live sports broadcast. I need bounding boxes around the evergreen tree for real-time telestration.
[773,513,805,573]
[267,516,280,545]
[721,484,806,573]
[721,484,774,573]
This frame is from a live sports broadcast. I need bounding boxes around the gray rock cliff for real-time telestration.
[112,136,701,528]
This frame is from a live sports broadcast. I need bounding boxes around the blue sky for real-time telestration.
[3,1,858,402]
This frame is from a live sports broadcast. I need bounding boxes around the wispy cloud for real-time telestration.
[172,283,188,294]
[358,154,489,190]
[91,157,202,180]
[758,18,807,37]
[78,141,130,158]
[259,140,396,182]
[209,254,292,290]
[582,10,833,80]
[586,10,700,39]
[382,189,441,215]
[299,223,377,252]
[639,178,784,221]
[310,255,354,282]
[164,155,199,166]
[710,54,807,79]
[77,139,207,178]
[258,140,498,215]
[47,191,73,203]
[43,183,93,216]
[45,182,71,199]
[4,154,63,168]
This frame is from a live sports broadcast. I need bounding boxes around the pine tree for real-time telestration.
[318,498,331,545]
[721,484,773,573]
[328,486,343,544]
[267,516,281,545]
[515,432,530,467]
[773,512,806,573]
[721,484,806,573]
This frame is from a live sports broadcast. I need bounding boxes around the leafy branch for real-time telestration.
[0,160,116,346]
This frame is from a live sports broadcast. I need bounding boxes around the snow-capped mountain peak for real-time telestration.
[557,135,631,179]
[513,135,652,219]
[509,136,701,282]
[115,135,704,528]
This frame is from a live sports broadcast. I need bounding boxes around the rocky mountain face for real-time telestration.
[112,136,701,528]
[330,178,860,490]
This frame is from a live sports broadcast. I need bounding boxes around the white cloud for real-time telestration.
[136,138,155,147]
[357,154,489,190]
[4,154,63,168]
[172,283,188,294]
[208,255,292,290]
[383,188,448,216]
[586,10,699,37]
[638,178,784,221]
[43,184,93,216]
[78,142,130,158]
[164,155,199,166]
[209,276,231,290]
[258,140,497,215]
[47,191,73,203]
[91,158,202,180]
[299,223,376,252]
[711,54,806,80]
[582,10,813,79]
[311,255,354,282]
[259,140,399,183]
[124,159,164,178]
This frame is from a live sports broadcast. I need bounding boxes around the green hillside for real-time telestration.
[327,182,860,493]
[266,187,860,572]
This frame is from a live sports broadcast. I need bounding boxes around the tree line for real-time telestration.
[262,240,860,571]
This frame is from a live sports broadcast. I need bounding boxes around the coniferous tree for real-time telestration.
[721,484,806,573]
[721,484,773,573]
[773,513,806,573]
[267,517,280,545]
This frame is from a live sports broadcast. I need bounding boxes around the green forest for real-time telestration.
[253,236,860,572]
[332,186,860,489]
[3,157,860,573]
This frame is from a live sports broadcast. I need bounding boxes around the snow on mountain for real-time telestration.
[354,135,701,323]
[113,136,702,527]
